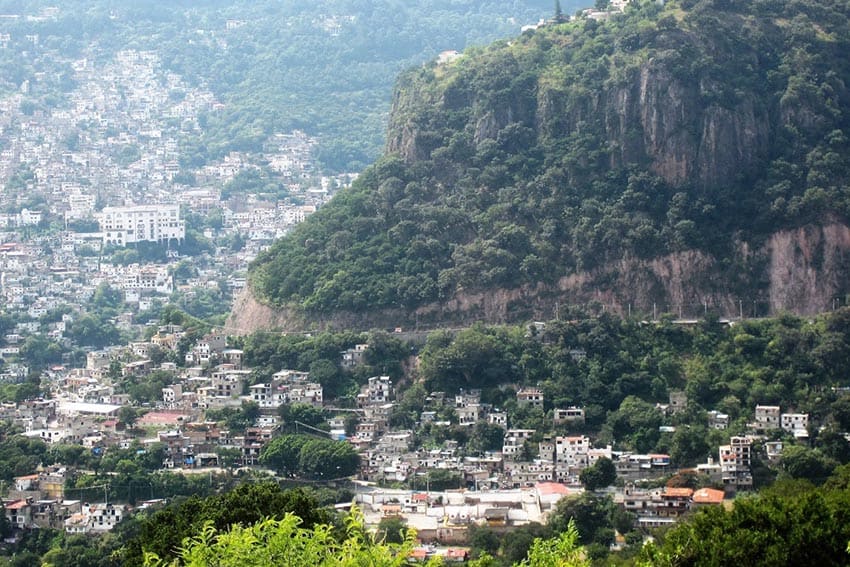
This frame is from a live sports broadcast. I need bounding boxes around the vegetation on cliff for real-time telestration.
[251,0,850,316]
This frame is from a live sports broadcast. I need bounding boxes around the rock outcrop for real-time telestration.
[229,223,850,333]
[241,3,850,329]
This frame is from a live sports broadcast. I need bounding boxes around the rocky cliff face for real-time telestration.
[389,54,773,192]
[242,3,850,328]
[608,62,771,189]
[230,223,850,332]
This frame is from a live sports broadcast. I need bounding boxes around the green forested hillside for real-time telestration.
[250,0,850,318]
[0,0,555,171]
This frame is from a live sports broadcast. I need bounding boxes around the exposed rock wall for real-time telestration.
[389,56,772,192]
[229,223,850,333]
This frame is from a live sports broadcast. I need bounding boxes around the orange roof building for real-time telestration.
[663,487,694,499]
[692,487,725,505]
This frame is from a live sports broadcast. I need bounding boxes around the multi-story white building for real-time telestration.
[516,387,544,409]
[554,435,591,470]
[65,503,124,533]
[121,264,173,294]
[719,436,753,490]
[781,413,809,437]
[502,429,536,459]
[358,376,392,407]
[341,343,369,368]
[553,407,586,425]
[98,204,185,247]
[754,405,780,430]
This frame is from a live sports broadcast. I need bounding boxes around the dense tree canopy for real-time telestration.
[121,483,332,566]
[641,476,850,566]
[260,434,359,480]
[251,0,850,317]
[3,1,555,173]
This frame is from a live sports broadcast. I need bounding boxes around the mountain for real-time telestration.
[235,0,850,332]
[2,0,555,172]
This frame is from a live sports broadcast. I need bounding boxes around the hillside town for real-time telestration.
[0,319,818,542]
[0,26,361,543]
[0,4,848,565]
[0,40,353,335]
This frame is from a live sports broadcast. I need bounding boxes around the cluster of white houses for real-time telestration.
[2,466,128,534]
[0,325,819,538]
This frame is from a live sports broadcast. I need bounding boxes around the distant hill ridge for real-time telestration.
[235,0,850,332]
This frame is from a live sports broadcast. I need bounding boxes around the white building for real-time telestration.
[719,436,753,490]
[358,376,392,407]
[553,407,585,425]
[18,208,43,226]
[65,503,124,533]
[98,204,185,246]
[121,264,173,294]
[780,413,809,437]
[754,405,780,430]
[554,435,591,471]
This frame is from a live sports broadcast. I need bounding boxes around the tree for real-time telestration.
[376,516,408,545]
[364,331,409,378]
[469,422,506,454]
[579,457,616,491]
[549,494,615,548]
[215,447,242,470]
[259,435,308,476]
[670,426,710,467]
[90,282,124,312]
[425,469,463,491]
[297,438,359,480]
[468,524,501,558]
[260,435,358,479]
[279,403,327,433]
[816,429,850,464]
[554,0,566,22]
[119,406,140,430]
[0,503,11,539]
[69,313,121,348]
[781,446,837,483]
[518,519,589,567]
[19,335,63,370]
[640,480,850,566]
[125,484,332,566]
[500,523,551,565]
[143,509,439,567]
[308,359,347,400]
[606,396,662,453]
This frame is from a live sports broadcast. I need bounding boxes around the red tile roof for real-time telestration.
[693,488,725,505]
[6,500,29,510]
[535,482,571,496]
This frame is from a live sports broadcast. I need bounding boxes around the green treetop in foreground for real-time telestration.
[144,509,433,567]
[143,509,587,567]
